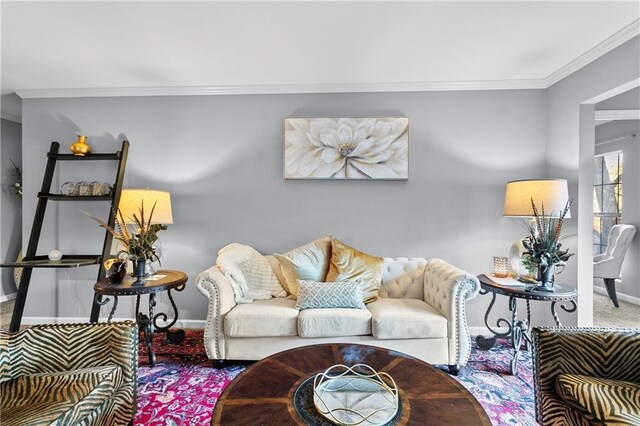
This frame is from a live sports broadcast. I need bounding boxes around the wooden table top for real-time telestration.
[94,270,187,296]
[212,343,490,425]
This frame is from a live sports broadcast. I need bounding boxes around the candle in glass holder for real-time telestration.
[493,256,509,278]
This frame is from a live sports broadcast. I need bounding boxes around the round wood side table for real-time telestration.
[94,269,187,366]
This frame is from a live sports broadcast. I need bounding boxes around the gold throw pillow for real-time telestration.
[326,238,384,303]
[274,236,331,298]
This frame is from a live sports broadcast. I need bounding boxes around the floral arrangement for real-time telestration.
[86,201,166,262]
[522,198,573,273]
[10,159,22,197]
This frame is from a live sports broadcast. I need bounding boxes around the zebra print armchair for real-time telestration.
[0,321,138,426]
[532,327,640,426]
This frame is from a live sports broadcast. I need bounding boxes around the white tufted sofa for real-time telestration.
[196,257,480,374]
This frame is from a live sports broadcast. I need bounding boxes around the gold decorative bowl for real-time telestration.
[313,364,399,425]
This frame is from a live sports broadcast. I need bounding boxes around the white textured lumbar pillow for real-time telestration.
[217,243,286,304]
[295,279,366,310]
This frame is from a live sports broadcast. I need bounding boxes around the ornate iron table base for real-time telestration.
[476,287,577,375]
[136,284,186,366]
[104,283,186,366]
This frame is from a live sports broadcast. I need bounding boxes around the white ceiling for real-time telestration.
[1,1,639,99]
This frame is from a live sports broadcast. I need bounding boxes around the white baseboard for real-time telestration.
[0,293,17,303]
[21,316,207,329]
[594,286,640,306]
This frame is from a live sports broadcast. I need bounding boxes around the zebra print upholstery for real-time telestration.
[555,374,640,424]
[532,327,640,426]
[0,321,138,426]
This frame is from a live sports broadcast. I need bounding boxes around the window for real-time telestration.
[593,151,623,255]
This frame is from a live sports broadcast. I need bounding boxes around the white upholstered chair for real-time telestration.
[593,224,637,307]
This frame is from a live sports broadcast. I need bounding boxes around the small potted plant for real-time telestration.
[87,201,166,285]
[521,198,573,292]
[9,159,22,197]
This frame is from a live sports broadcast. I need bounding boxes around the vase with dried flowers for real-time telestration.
[86,201,167,285]
[521,198,573,292]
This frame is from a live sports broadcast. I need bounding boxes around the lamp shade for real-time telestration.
[503,179,570,218]
[118,188,173,224]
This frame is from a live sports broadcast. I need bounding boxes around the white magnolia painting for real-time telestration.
[284,117,408,180]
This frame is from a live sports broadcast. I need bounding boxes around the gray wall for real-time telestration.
[597,87,640,110]
[546,35,640,325]
[21,90,560,327]
[17,36,640,328]
[594,120,639,300]
[1,118,22,298]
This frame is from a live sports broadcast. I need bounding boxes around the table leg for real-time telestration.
[148,293,156,366]
[476,289,513,350]
[509,297,522,374]
[137,293,157,366]
[508,296,532,375]
[107,296,118,323]
[135,295,141,319]
[551,300,577,327]
[524,299,531,351]
[152,285,186,344]
[93,296,112,322]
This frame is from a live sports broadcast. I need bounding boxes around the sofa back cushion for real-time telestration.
[326,238,384,303]
[274,236,331,297]
[379,257,428,299]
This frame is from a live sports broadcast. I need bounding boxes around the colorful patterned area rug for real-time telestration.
[135,331,535,425]
[447,339,536,426]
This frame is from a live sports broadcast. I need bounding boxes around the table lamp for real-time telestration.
[119,188,173,274]
[119,188,173,225]
[503,179,570,279]
[503,179,570,219]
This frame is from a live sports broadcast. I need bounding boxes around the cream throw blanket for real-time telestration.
[216,243,286,304]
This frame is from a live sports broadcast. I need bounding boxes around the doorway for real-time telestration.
[591,88,640,327]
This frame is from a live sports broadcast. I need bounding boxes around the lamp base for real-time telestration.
[508,240,535,279]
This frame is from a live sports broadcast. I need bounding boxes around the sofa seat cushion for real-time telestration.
[225,298,298,337]
[367,298,447,339]
[298,308,372,338]
[0,365,123,426]
[555,374,640,424]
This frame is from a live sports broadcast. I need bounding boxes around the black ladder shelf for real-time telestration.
[1,141,129,332]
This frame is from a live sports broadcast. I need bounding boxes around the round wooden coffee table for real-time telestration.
[212,343,490,425]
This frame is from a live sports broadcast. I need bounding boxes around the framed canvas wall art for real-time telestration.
[284,117,408,180]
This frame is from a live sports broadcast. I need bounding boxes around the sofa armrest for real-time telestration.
[1,321,137,390]
[423,258,480,366]
[196,265,237,360]
[532,327,640,425]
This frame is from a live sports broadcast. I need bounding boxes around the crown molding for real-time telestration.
[1,112,22,123]
[545,19,640,87]
[595,109,640,121]
[11,19,640,99]
[14,79,546,99]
